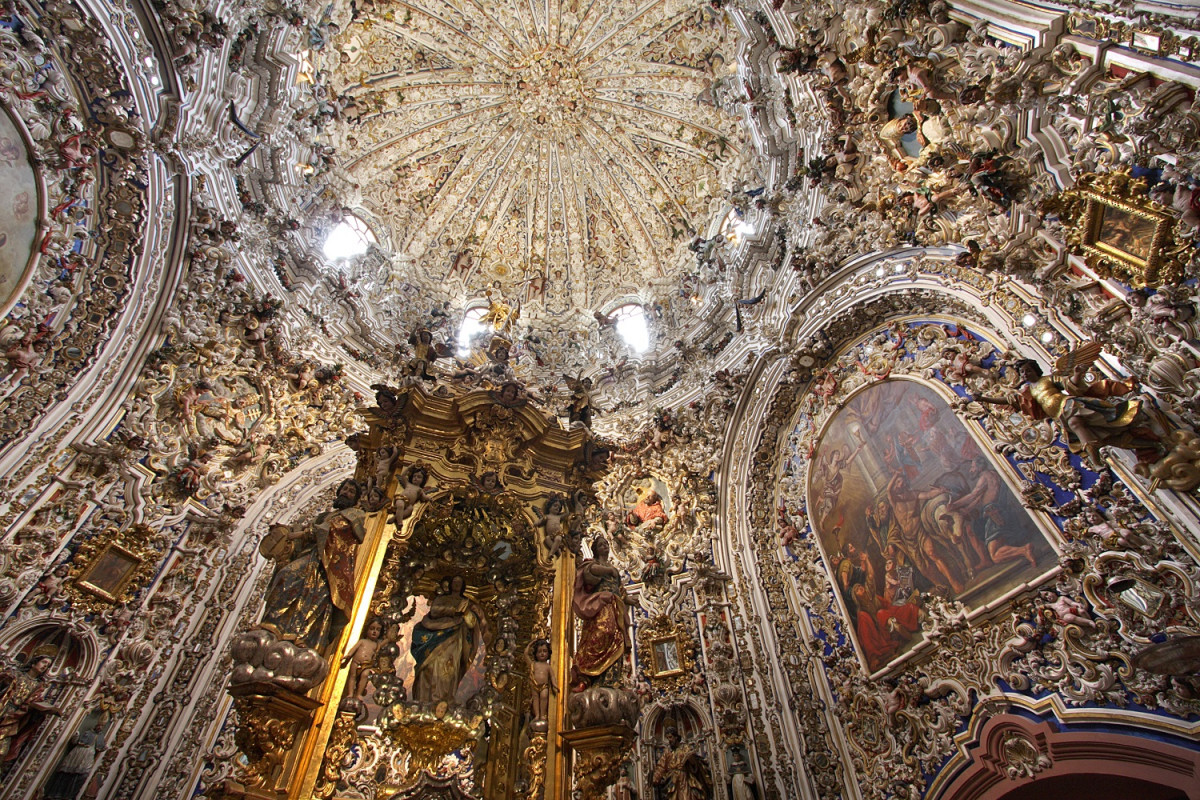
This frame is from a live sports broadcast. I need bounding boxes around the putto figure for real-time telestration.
[524,638,558,732]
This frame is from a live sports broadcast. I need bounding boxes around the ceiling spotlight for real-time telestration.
[1022,313,1037,327]
[1040,330,1054,343]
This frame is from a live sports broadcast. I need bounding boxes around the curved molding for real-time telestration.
[931,713,1200,800]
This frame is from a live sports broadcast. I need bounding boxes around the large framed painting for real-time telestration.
[0,103,41,316]
[808,378,1057,672]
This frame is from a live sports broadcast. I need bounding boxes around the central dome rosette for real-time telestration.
[329,0,745,321]
[506,45,595,133]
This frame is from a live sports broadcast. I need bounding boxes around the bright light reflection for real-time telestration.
[323,216,374,261]
[612,305,650,353]
[457,307,487,356]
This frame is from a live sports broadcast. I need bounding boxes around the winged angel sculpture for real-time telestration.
[975,343,1200,491]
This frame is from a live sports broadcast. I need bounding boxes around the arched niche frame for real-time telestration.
[710,279,1122,800]
[773,311,1091,674]
[0,617,102,784]
[929,713,1200,800]
[716,240,1200,800]
[637,698,719,799]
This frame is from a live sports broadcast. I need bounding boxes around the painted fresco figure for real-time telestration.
[886,474,966,594]
[979,503,1037,568]
[849,581,921,670]
[626,489,668,530]
[942,457,1000,570]
[814,440,866,524]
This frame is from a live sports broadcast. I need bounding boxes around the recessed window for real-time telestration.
[610,304,649,353]
[323,214,375,261]
[457,306,488,356]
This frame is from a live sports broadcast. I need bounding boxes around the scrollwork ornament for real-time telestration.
[313,710,358,800]
[521,731,547,800]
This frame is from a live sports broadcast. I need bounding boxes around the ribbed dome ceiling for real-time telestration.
[330,0,744,318]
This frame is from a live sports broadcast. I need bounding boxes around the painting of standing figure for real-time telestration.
[808,378,1055,671]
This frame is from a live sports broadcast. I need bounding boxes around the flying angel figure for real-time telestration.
[975,343,1161,467]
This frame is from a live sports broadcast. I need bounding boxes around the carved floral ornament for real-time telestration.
[1045,169,1195,288]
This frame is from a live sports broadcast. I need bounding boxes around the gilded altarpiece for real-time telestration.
[330,494,551,798]
[217,381,615,800]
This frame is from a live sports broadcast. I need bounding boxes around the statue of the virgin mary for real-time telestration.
[410,576,480,704]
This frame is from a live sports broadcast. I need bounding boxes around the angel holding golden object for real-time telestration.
[479,289,519,336]
[973,344,1164,468]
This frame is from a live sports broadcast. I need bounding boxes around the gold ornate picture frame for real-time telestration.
[1047,170,1192,288]
[76,542,142,602]
[67,525,157,610]
[637,615,694,691]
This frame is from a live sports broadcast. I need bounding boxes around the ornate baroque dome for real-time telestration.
[329,0,745,318]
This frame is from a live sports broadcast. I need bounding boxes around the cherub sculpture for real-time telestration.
[1039,591,1096,629]
[535,494,570,558]
[932,343,990,388]
[340,617,384,698]
[371,445,400,492]
[524,638,558,732]
[286,361,318,391]
[562,373,595,428]
[405,329,451,381]
[392,465,430,524]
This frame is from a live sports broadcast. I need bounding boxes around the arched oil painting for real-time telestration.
[0,105,38,313]
[808,378,1056,671]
